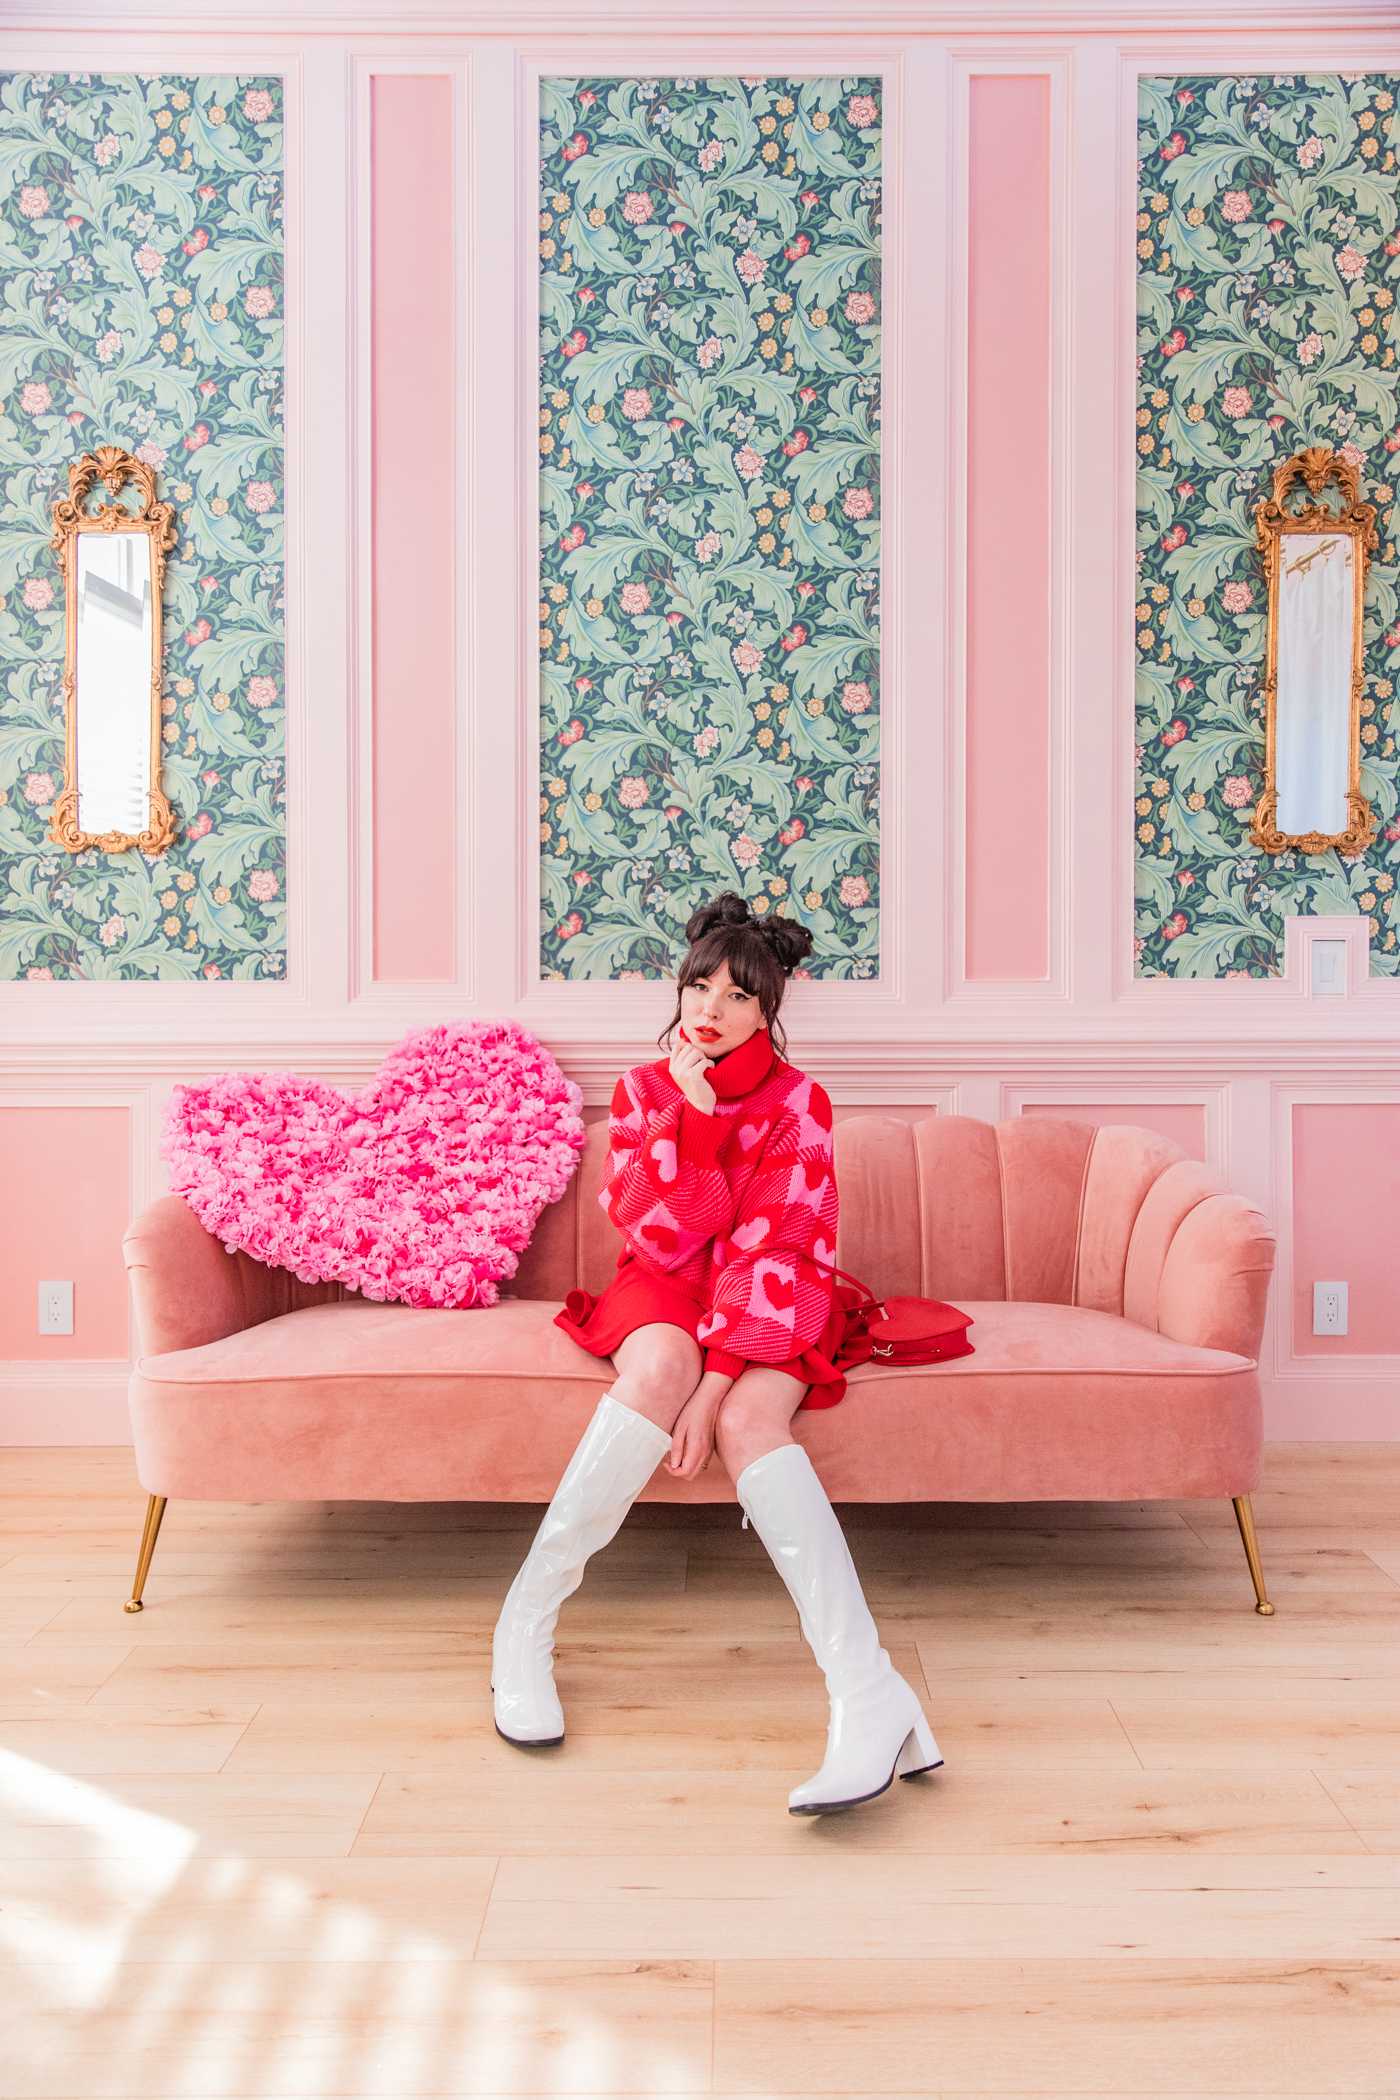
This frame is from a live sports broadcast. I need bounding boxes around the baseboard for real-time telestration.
[0,1363,134,1444]
[1262,1376,1400,1440]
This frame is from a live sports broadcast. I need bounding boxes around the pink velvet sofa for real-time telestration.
[120,1115,1278,1613]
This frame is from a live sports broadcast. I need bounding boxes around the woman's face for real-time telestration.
[678,960,766,1059]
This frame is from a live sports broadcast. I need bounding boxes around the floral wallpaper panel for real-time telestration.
[0,70,284,981]
[1135,71,1400,978]
[536,74,882,980]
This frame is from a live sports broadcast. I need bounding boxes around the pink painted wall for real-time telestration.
[0,1108,131,1359]
[371,75,456,980]
[1021,1101,1206,1161]
[1292,1104,1400,1357]
[965,75,1051,982]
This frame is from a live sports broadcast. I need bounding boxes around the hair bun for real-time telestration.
[755,916,815,971]
[682,891,814,975]
[682,891,754,944]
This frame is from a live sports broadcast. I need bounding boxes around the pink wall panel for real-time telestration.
[1292,1105,1400,1357]
[0,1109,131,1359]
[965,75,1050,981]
[371,75,456,981]
[1021,1101,1206,1161]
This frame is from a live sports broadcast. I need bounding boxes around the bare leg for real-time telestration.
[610,1322,704,1433]
[713,1361,809,1481]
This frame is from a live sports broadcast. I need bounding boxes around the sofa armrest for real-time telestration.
[123,1195,347,1358]
[1155,1191,1276,1362]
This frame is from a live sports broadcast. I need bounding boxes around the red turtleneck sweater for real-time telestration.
[600,1028,838,1379]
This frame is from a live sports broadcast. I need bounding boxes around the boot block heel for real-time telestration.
[895,1715,943,1779]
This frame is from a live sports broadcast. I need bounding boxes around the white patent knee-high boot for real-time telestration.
[492,1393,670,1746]
[736,1443,943,1814]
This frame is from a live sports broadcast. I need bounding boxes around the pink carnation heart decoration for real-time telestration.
[161,1022,586,1309]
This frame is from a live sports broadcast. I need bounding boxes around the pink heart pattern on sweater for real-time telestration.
[161,1021,585,1310]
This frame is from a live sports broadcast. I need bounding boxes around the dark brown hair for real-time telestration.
[659,893,815,1058]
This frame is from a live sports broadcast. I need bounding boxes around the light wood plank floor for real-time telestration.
[2,1444,1397,2097]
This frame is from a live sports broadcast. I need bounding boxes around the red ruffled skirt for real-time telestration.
[554,1250,852,1409]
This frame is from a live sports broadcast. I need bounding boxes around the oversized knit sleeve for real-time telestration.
[599,1069,738,1275]
[696,1078,838,1376]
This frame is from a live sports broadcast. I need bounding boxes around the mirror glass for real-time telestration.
[1275,531,1354,838]
[49,446,177,856]
[1251,447,1376,859]
[75,531,155,838]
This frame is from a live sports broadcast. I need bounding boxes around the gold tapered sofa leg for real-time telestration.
[124,1494,168,1613]
[1232,1494,1274,1616]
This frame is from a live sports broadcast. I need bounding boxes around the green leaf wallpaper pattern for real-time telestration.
[0,70,283,981]
[536,74,881,980]
[1135,72,1400,979]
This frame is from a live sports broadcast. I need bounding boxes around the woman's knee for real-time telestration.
[612,1327,702,1420]
[714,1375,803,1468]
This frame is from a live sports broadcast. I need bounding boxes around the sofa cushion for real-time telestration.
[128,1297,1261,1507]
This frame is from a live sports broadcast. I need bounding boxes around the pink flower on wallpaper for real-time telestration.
[134,242,165,278]
[245,285,277,319]
[202,770,221,787]
[619,581,651,614]
[1221,580,1253,614]
[135,441,166,469]
[1162,912,1188,939]
[22,578,54,611]
[696,336,723,368]
[618,777,649,808]
[795,776,813,793]
[245,481,276,513]
[1220,191,1251,223]
[732,639,763,674]
[243,88,275,122]
[1297,137,1323,169]
[732,833,761,868]
[1339,441,1366,469]
[734,444,766,481]
[203,965,223,978]
[559,718,585,745]
[622,192,654,224]
[842,486,874,520]
[93,134,120,166]
[1221,386,1251,418]
[736,247,767,286]
[247,675,279,709]
[24,772,55,803]
[558,912,583,937]
[779,819,805,845]
[249,869,279,901]
[99,914,126,947]
[18,185,48,218]
[20,382,51,413]
[694,725,719,757]
[186,814,213,841]
[621,387,653,420]
[1336,245,1366,283]
[1297,332,1322,366]
[26,967,53,980]
[839,875,870,908]
[694,530,721,563]
[840,682,872,714]
[698,140,725,173]
[1222,777,1252,807]
[198,183,217,200]
[95,330,122,364]
[847,94,879,128]
[845,291,877,325]
[183,227,209,256]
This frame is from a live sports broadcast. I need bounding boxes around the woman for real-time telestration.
[492,894,941,1814]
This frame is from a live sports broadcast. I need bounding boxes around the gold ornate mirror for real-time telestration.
[1250,446,1377,858]
[48,446,178,856]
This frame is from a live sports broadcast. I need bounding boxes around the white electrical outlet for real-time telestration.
[1313,1281,1348,1336]
[38,1281,74,1336]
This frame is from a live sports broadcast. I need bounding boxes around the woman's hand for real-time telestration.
[665,1374,732,1478]
[666,1394,718,1479]
[669,1037,717,1117]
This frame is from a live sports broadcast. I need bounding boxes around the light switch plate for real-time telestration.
[1310,939,1347,996]
[1313,1281,1348,1336]
[38,1281,74,1336]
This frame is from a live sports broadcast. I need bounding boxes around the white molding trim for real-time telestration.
[1269,1082,1400,1386]
[0,1363,134,1446]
